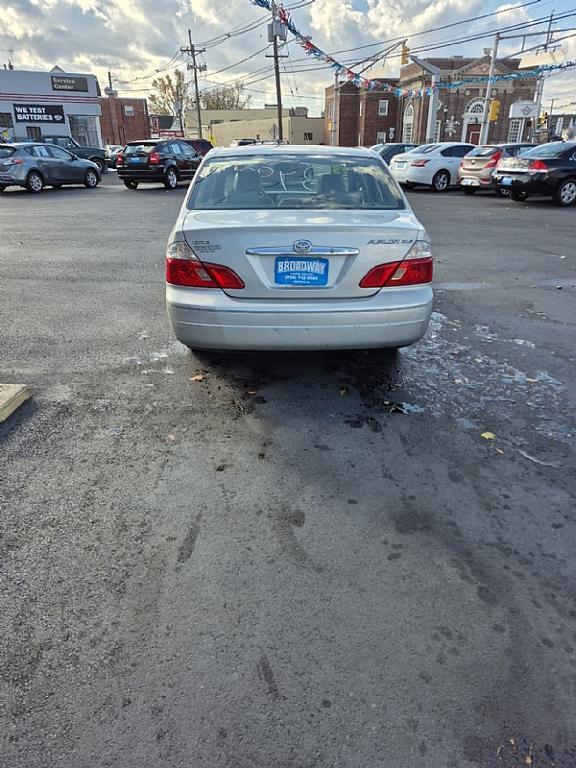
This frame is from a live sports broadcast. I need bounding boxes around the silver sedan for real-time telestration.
[165,145,433,351]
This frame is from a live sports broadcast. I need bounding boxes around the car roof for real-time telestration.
[208,144,383,158]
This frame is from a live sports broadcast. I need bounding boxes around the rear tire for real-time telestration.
[123,180,138,189]
[553,179,576,207]
[432,170,450,192]
[84,169,99,188]
[511,190,528,202]
[164,167,178,190]
[462,188,476,195]
[26,171,44,193]
[91,157,105,174]
[494,188,508,198]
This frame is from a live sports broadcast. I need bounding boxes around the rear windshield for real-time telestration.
[0,146,15,159]
[410,144,440,154]
[124,143,156,154]
[521,142,574,159]
[187,154,405,210]
[467,146,499,158]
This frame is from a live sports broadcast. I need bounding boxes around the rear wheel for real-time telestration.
[164,167,178,190]
[432,170,450,192]
[26,171,44,193]
[494,188,509,198]
[123,180,138,189]
[462,188,476,196]
[91,157,105,174]
[554,179,576,207]
[84,169,99,188]
[511,190,528,202]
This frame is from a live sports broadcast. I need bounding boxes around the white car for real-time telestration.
[390,142,475,192]
[165,145,433,351]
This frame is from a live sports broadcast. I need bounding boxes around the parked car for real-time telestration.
[493,141,576,205]
[371,142,418,165]
[116,139,201,190]
[0,142,100,193]
[42,136,107,174]
[165,145,433,351]
[458,143,534,196]
[182,138,214,157]
[105,144,124,168]
[230,138,257,147]
[389,142,475,191]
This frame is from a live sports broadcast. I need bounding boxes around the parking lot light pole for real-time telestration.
[479,34,500,145]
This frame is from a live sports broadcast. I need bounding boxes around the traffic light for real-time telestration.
[488,98,500,122]
[538,111,548,127]
[401,44,410,65]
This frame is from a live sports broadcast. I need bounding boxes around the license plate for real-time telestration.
[461,178,479,186]
[274,256,329,286]
[129,157,144,163]
[395,162,406,168]
[501,176,513,186]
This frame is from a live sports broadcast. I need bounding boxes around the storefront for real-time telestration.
[0,68,103,146]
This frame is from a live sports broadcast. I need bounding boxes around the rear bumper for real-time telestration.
[391,165,434,186]
[166,284,433,350]
[458,172,495,188]
[493,172,552,194]
[117,168,166,182]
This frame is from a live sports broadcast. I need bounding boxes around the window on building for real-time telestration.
[403,103,414,143]
[124,105,135,117]
[376,131,386,144]
[508,118,522,142]
[68,115,99,147]
[0,112,13,128]
[26,126,42,141]
[304,132,313,141]
[378,100,389,117]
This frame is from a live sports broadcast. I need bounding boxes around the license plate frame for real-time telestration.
[274,256,329,287]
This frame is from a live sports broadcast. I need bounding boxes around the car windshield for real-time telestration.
[187,154,405,210]
[521,143,573,158]
[467,146,499,158]
[124,143,157,155]
[0,146,15,158]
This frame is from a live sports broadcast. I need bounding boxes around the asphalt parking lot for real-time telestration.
[1,174,576,768]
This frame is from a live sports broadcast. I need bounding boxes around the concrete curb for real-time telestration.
[0,384,32,423]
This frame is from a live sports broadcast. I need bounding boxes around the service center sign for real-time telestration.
[13,104,65,124]
[51,75,89,92]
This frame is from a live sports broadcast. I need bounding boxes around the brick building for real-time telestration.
[99,96,150,145]
[324,79,402,146]
[398,56,538,145]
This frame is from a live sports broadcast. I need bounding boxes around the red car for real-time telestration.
[182,138,213,157]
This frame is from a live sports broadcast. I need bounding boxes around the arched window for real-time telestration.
[466,98,485,115]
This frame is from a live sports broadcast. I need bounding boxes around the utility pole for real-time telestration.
[181,32,206,138]
[267,2,287,142]
[479,34,499,145]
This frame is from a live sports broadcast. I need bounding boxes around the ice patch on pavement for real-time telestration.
[403,312,572,443]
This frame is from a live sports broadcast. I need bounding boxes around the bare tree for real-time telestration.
[149,70,190,117]
[200,83,251,110]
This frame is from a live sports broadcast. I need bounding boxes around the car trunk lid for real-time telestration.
[182,209,422,299]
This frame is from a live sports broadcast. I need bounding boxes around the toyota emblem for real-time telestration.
[293,239,312,254]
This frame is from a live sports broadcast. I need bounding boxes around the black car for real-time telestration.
[493,141,576,206]
[116,139,201,190]
[43,136,107,174]
[371,142,418,165]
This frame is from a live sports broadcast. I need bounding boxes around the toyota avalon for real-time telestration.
[165,146,433,351]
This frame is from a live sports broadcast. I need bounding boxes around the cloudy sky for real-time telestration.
[1,0,575,115]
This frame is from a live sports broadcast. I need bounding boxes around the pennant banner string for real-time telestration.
[250,0,576,98]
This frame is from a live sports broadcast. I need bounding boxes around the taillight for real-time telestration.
[116,153,123,165]
[411,159,430,167]
[485,150,502,169]
[359,240,433,288]
[5,157,23,166]
[149,151,161,165]
[165,241,244,289]
[529,159,548,172]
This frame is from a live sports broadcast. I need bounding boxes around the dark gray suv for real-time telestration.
[0,143,101,193]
